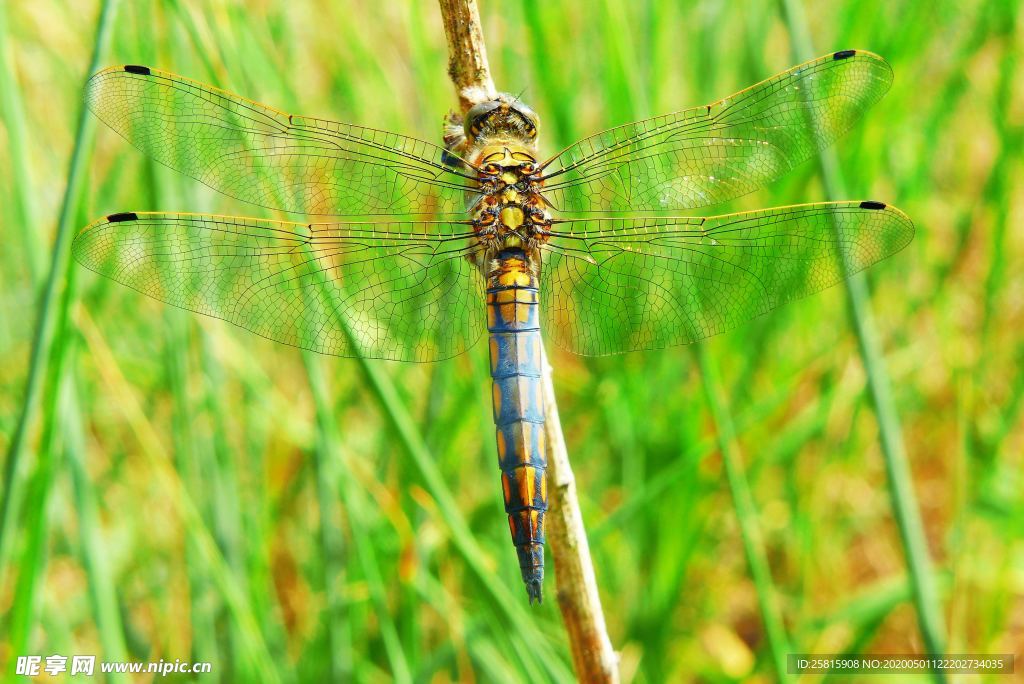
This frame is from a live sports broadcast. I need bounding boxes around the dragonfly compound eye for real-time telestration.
[465,100,502,138]
[483,163,501,176]
[509,100,539,138]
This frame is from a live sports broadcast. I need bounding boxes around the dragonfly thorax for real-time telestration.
[471,148,551,254]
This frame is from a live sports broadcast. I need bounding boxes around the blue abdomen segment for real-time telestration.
[486,248,548,603]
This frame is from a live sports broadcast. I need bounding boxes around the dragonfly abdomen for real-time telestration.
[486,248,548,603]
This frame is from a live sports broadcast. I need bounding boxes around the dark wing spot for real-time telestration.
[123,65,151,75]
[106,212,139,222]
[859,200,887,210]
[441,150,461,168]
[833,50,857,60]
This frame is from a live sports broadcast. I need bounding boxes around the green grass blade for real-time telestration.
[779,0,948,671]
[0,0,120,648]
[306,359,354,681]
[65,377,130,681]
[0,2,42,282]
[7,265,81,666]
[695,343,793,682]
[305,350,405,681]
[78,311,287,682]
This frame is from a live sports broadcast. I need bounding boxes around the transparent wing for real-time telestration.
[73,213,485,361]
[539,201,914,356]
[86,66,479,217]
[539,51,892,213]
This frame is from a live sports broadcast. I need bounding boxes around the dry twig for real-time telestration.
[436,1,619,681]
[437,0,497,112]
[541,348,619,682]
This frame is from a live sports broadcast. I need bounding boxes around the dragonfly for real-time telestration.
[74,49,913,603]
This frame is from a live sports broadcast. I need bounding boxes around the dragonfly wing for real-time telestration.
[73,213,484,361]
[540,51,892,213]
[539,202,913,355]
[86,66,478,216]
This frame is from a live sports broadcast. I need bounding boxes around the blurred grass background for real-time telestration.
[1,0,1022,681]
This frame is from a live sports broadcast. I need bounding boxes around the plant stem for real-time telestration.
[436,1,618,680]
[541,349,619,683]
[437,0,497,113]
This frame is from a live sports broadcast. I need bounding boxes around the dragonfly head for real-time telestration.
[465,94,539,145]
